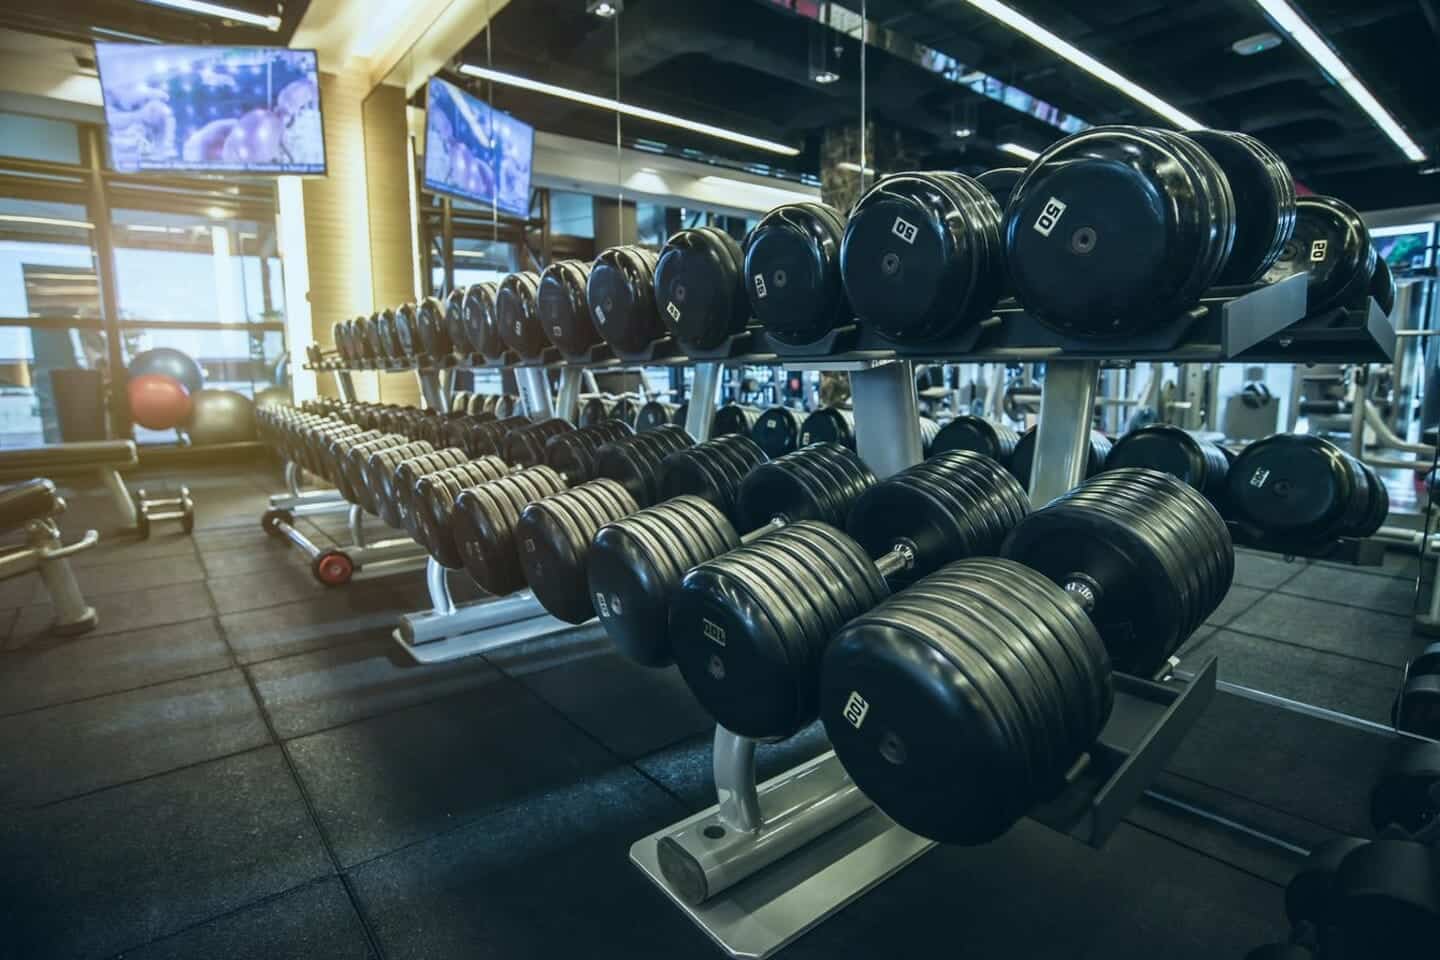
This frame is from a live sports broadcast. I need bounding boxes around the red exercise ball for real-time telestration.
[127,374,192,430]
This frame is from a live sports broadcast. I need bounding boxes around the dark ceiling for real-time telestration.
[0,0,311,52]
[463,0,1440,211]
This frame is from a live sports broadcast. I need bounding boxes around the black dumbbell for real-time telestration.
[744,200,850,346]
[1007,126,1235,337]
[448,414,530,458]
[841,171,1005,343]
[611,397,640,427]
[368,309,394,361]
[712,402,761,438]
[1226,433,1388,542]
[503,418,575,468]
[821,468,1230,845]
[462,281,505,361]
[655,227,749,351]
[410,456,511,559]
[588,245,662,355]
[538,259,598,356]
[1187,129,1296,285]
[350,314,376,363]
[1003,468,1233,675]
[383,448,471,535]
[1372,256,1396,316]
[670,451,1029,740]
[975,167,1024,210]
[444,288,472,357]
[497,271,545,359]
[1394,644,1440,739]
[636,399,679,432]
[590,442,873,668]
[1009,426,1112,487]
[751,405,805,457]
[1260,195,1376,315]
[930,415,1020,467]
[800,405,855,449]
[1105,424,1229,504]
[448,422,667,594]
[392,302,419,360]
[415,295,451,359]
[1369,739,1440,837]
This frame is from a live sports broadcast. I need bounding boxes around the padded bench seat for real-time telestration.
[0,478,60,533]
[0,440,138,479]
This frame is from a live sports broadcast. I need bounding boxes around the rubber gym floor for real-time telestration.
[0,461,1426,960]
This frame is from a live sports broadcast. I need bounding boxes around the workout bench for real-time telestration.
[0,479,98,637]
[0,441,141,531]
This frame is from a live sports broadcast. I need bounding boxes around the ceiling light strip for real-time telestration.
[137,0,282,31]
[997,142,1041,161]
[457,65,800,157]
[960,0,1201,129]
[1252,0,1425,162]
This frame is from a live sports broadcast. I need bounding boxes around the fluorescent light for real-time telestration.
[1252,0,1425,162]
[25,273,97,281]
[586,0,621,17]
[458,65,801,157]
[953,127,975,139]
[961,0,1202,129]
[0,214,93,230]
[1231,32,1283,56]
[125,224,185,234]
[1420,165,1440,176]
[136,0,282,31]
[998,142,1040,161]
[698,175,818,207]
[813,70,841,84]
[837,161,876,174]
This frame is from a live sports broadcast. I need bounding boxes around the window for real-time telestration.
[0,112,81,165]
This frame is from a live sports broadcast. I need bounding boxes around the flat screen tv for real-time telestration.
[1371,223,1434,270]
[95,43,326,175]
[423,76,534,217]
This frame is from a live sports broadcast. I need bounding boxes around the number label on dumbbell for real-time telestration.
[702,618,726,647]
[1310,239,1328,262]
[843,691,870,730]
[595,305,608,328]
[891,216,918,245]
[753,274,768,299]
[1033,197,1068,237]
[666,301,682,323]
[1248,467,1270,489]
[594,592,610,618]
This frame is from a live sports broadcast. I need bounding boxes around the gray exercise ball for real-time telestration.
[254,385,291,410]
[129,348,204,395]
[186,389,256,445]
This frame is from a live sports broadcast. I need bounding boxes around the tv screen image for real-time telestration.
[1372,224,1434,270]
[95,44,325,175]
[424,76,534,217]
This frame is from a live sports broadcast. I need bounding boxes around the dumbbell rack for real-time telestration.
[388,365,589,664]
[620,358,1216,958]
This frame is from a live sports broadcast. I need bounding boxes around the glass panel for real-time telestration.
[0,112,81,165]
[0,326,109,448]
[111,209,282,325]
[0,198,99,321]
[549,191,594,238]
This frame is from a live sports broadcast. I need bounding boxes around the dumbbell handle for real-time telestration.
[739,514,915,580]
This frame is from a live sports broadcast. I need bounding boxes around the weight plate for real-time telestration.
[711,403,759,437]
[1261,195,1376,315]
[799,406,855,449]
[975,167,1025,212]
[1372,255,1396,316]
[416,296,450,358]
[1188,129,1292,284]
[589,245,664,355]
[1006,126,1215,337]
[497,271,545,359]
[462,281,504,359]
[538,259,599,355]
[744,201,848,345]
[1010,427,1110,488]
[1226,433,1361,540]
[392,303,419,358]
[655,228,748,350]
[751,405,805,458]
[444,289,472,355]
[636,400,678,433]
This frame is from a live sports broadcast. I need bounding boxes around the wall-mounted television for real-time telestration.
[423,76,534,217]
[1371,223,1435,270]
[95,44,326,175]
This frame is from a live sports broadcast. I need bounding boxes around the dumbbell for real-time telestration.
[502,418,575,468]
[1394,644,1440,739]
[820,468,1231,845]
[447,414,530,459]
[350,314,376,363]
[363,440,437,524]
[1369,739,1440,838]
[444,288,472,357]
[590,441,874,667]
[538,259,599,356]
[384,448,473,538]
[340,433,413,513]
[391,302,419,360]
[930,415,1019,467]
[1005,126,1236,337]
[331,320,355,368]
[365,310,392,362]
[712,402,761,437]
[840,170,1005,343]
[669,451,1029,740]
[751,405,805,457]
[1372,256,1397,316]
[1009,426,1112,486]
[462,281,506,361]
[497,271,545,359]
[588,245,662,355]
[800,405,855,449]
[636,399,679,432]
[442,420,636,573]
[654,226,750,351]
[917,415,941,454]
[1226,433,1388,542]
[415,295,450,359]
[324,428,391,500]
[975,167,1024,210]
[578,396,615,427]
[1283,829,1440,960]
[743,200,850,346]
[1104,424,1229,504]
[1261,195,1375,315]
[611,397,640,427]
[1186,129,1296,286]
[408,456,510,550]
